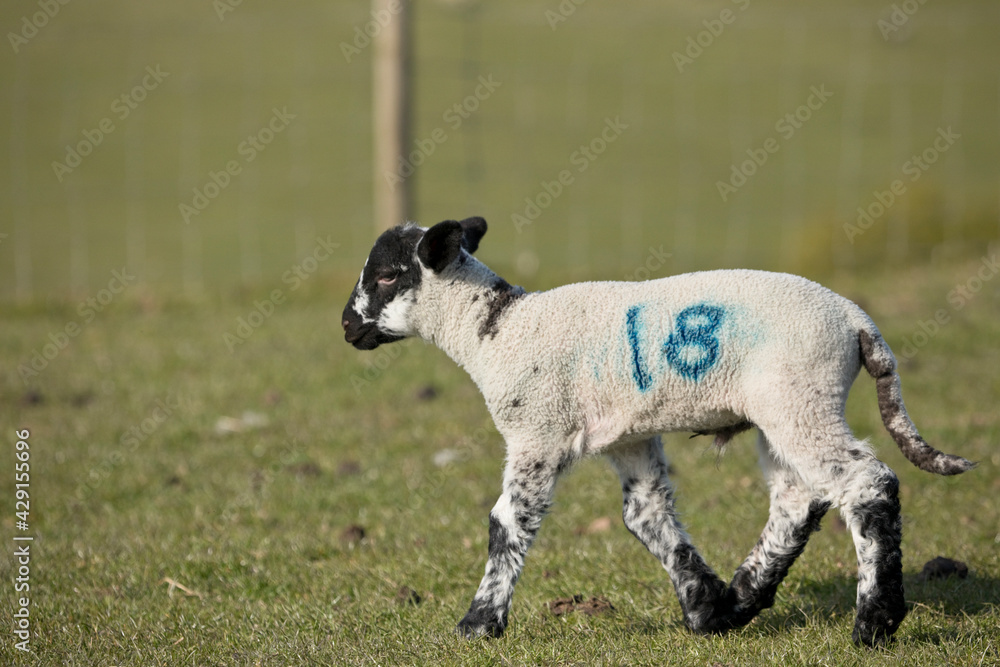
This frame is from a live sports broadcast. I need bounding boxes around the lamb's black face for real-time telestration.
[342,224,424,350]
[342,217,488,350]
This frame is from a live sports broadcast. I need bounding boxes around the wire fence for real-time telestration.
[1,1,997,302]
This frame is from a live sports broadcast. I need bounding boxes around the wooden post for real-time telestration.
[372,0,412,233]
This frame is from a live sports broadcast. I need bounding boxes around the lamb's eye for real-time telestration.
[377,274,397,287]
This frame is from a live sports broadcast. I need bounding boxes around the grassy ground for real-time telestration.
[1,258,997,666]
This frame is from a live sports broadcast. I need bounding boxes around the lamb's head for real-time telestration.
[341,217,488,350]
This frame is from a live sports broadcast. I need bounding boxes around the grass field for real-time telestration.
[1,257,998,665]
[2,0,999,664]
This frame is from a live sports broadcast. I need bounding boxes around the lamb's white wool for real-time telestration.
[341,217,974,648]
[377,289,415,336]
[351,264,372,324]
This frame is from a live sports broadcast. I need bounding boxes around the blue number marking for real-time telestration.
[663,304,724,381]
[625,303,725,391]
[625,305,652,392]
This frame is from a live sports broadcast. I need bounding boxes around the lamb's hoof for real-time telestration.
[685,587,755,635]
[852,590,906,648]
[851,621,897,648]
[456,619,504,639]
[852,609,905,648]
[689,606,755,635]
[456,608,505,639]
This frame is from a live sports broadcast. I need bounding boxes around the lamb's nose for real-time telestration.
[341,318,350,331]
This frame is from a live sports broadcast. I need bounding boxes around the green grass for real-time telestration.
[1,259,998,665]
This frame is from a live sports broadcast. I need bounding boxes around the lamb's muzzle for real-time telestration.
[342,217,974,648]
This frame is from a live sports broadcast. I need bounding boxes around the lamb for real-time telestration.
[340,216,975,647]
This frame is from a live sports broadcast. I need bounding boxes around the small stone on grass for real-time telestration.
[574,516,613,536]
[433,448,461,467]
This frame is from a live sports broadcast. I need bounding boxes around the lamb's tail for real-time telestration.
[858,328,976,475]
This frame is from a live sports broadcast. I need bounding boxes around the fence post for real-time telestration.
[372,0,412,233]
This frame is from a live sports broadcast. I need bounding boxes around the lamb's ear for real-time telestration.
[458,216,487,254]
[417,220,465,273]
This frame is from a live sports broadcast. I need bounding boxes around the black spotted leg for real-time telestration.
[456,449,560,638]
[608,437,752,634]
[730,434,830,618]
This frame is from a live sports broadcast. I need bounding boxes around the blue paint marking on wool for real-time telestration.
[663,303,725,381]
[625,305,652,392]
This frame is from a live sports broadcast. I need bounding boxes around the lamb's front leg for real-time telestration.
[456,450,560,639]
[609,437,751,634]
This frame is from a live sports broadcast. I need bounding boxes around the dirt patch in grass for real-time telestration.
[546,595,614,617]
[337,460,362,476]
[287,461,322,478]
[919,556,969,581]
[339,524,366,545]
[395,586,423,606]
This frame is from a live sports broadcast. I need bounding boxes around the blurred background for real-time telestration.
[0,0,998,302]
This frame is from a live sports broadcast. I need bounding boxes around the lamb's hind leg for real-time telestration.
[609,436,751,634]
[730,433,830,618]
[756,422,906,647]
[842,456,906,646]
